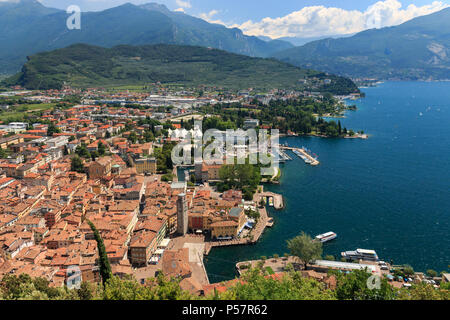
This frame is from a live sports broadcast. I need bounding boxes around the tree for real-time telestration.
[98,142,106,156]
[47,123,61,137]
[71,156,84,173]
[426,269,438,278]
[324,255,335,261]
[103,274,192,300]
[287,232,322,270]
[77,282,95,300]
[75,144,91,159]
[87,220,112,285]
[0,147,7,159]
[90,151,99,161]
[335,269,396,300]
[216,268,336,300]
[127,131,138,144]
[403,265,415,277]
[397,283,449,300]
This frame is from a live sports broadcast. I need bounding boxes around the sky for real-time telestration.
[35,0,450,39]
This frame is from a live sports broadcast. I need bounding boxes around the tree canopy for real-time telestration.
[287,232,323,269]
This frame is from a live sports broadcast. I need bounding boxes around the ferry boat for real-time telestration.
[341,249,379,262]
[315,232,337,243]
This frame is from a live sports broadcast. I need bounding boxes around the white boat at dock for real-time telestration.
[341,249,379,262]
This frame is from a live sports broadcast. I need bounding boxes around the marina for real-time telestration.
[280,145,320,166]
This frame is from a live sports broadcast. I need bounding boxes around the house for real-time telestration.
[87,156,112,179]
[228,207,246,234]
[134,158,157,175]
[0,135,24,149]
[210,220,239,239]
[243,119,260,130]
[128,231,158,267]
[442,273,450,283]
[198,163,223,182]
[222,190,243,203]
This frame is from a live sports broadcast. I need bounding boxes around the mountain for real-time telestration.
[0,0,293,74]
[3,43,359,94]
[138,3,293,57]
[276,34,355,47]
[272,8,450,80]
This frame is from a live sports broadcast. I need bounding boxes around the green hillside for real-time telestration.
[4,44,359,94]
[272,8,450,80]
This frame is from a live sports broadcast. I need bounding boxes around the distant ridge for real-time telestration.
[272,8,450,80]
[0,0,293,74]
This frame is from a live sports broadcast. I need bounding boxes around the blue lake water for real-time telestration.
[205,81,450,283]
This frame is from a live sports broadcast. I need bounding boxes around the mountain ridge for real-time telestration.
[0,1,293,74]
[272,8,450,80]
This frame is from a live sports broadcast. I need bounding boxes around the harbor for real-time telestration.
[204,190,281,255]
[280,145,320,166]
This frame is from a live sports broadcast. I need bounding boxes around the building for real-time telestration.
[210,220,239,239]
[134,216,167,246]
[0,122,28,133]
[128,231,158,267]
[442,273,450,283]
[0,135,24,149]
[134,158,157,175]
[177,193,188,236]
[46,136,69,149]
[199,163,223,182]
[243,119,260,130]
[88,156,112,180]
[222,190,243,203]
[228,207,247,234]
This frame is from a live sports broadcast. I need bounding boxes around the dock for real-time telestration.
[280,146,320,166]
[259,192,284,210]
[204,191,279,255]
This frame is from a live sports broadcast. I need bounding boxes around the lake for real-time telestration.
[205,81,450,283]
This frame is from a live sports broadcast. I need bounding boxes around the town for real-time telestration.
[0,85,448,299]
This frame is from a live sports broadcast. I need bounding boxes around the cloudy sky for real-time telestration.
[37,0,450,39]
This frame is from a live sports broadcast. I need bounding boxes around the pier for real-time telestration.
[280,146,320,166]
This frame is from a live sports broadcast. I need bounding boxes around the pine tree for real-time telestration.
[87,220,112,285]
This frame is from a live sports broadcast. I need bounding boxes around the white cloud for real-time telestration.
[224,0,449,39]
[199,9,219,21]
[198,9,226,25]
[175,0,191,9]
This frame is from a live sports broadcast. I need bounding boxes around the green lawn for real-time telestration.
[0,103,56,122]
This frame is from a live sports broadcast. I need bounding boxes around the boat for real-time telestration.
[268,197,274,207]
[341,249,379,262]
[315,232,337,243]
